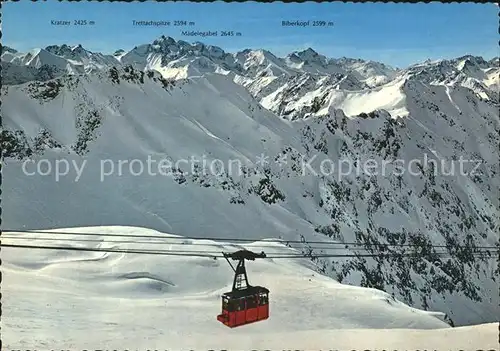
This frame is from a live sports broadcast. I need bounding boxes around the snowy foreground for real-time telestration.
[2,226,498,350]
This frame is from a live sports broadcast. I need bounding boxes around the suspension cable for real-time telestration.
[2,235,498,254]
[2,229,498,249]
[1,243,498,259]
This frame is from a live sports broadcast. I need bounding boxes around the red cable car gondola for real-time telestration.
[217,250,269,328]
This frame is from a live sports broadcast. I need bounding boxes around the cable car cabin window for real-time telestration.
[222,297,229,310]
[246,295,258,309]
[226,299,236,312]
[234,298,245,311]
[259,293,268,305]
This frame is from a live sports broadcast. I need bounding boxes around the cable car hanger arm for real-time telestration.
[222,252,236,273]
[222,249,267,261]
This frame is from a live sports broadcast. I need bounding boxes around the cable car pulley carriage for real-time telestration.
[217,250,269,328]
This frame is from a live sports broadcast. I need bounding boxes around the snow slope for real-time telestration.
[3,225,497,349]
[1,38,499,328]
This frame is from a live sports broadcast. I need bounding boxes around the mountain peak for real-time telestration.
[71,44,89,55]
[153,35,176,46]
[45,44,72,54]
[2,45,18,54]
[295,47,317,55]
[293,47,320,58]
[289,47,329,66]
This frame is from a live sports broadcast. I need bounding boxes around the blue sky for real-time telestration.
[3,1,498,67]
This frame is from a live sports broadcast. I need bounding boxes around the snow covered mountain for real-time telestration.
[3,36,497,120]
[2,226,498,349]
[1,36,499,329]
